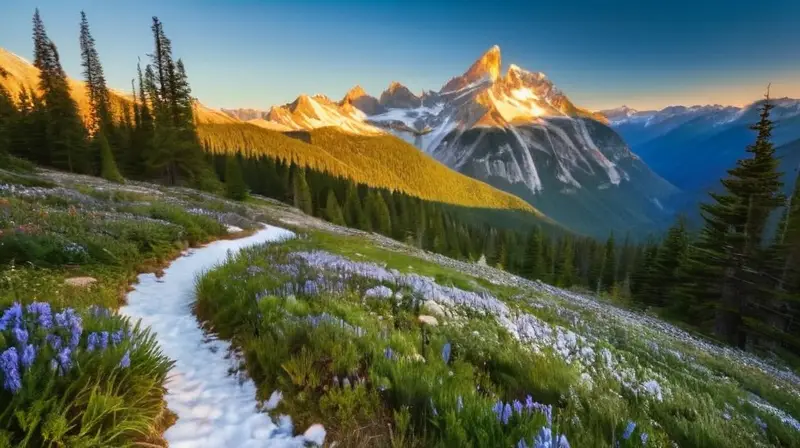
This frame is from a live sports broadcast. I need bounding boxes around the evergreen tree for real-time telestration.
[523,226,545,280]
[32,9,88,172]
[556,236,576,287]
[292,168,313,214]
[79,12,111,135]
[680,97,784,347]
[366,191,392,236]
[94,131,124,183]
[0,82,16,157]
[224,154,248,201]
[324,190,346,226]
[343,185,366,229]
[649,217,690,307]
[600,233,617,292]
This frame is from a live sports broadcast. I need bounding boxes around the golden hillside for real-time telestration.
[0,47,235,125]
[199,122,542,214]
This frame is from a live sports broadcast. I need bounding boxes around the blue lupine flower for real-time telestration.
[525,395,535,410]
[99,332,110,350]
[47,334,63,351]
[456,395,463,412]
[502,403,513,425]
[533,426,552,448]
[557,434,570,448]
[755,416,767,431]
[0,303,23,331]
[0,347,22,393]
[640,432,649,445]
[119,350,131,369]
[112,330,124,346]
[384,347,394,360]
[493,401,504,421]
[442,342,451,364]
[517,438,529,448]
[12,327,28,345]
[26,302,52,329]
[622,421,636,440]
[87,332,100,352]
[513,399,524,415]
[21,344,36,369]
[54,348,72,376]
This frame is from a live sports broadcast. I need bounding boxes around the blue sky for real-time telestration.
[1,0,798,111]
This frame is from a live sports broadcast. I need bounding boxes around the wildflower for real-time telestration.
[112,330,124,346]
[502,403,513,425]
[54,348,72,376]
[27,302,52,329]
[517,438,529,448]
[640,432,649,445]
[493,401,504,421]
[342,377,351,389]
[442,342,451,364]
[46,334,63,351]
[622,421,636,440]
[12,327,28,345]
[1,347,22,393]
[755,416,767,431]
[119,350,131,369]
[457,395,463,412]
[99,331,110,350]
[87,332,100,352]
[513,399,524,415]
[533,426,552,448]
[557,434,570,448]
[0,303,23,331]
[21,344,36,369]
[525,395,535,410]
[384,347,394,360]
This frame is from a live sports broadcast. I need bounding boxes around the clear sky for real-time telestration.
[1,0,798,111]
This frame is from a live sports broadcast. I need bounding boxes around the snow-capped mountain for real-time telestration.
[223,46,678,236]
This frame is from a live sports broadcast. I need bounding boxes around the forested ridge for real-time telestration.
[0,8,798,365]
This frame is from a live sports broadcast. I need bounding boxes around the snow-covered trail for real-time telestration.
[119,225,325,448]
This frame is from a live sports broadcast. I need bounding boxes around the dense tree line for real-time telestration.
[0,10,215,190]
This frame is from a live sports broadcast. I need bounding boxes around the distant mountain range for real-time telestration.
[223,46,678,237]
[601,99,800,217]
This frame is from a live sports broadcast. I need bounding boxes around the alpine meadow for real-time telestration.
[0,2,799,447]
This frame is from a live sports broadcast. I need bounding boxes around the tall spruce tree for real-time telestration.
[292,168,313,214]
[224,154,248,201]
[650,217,690,307]
[523,226,545,280]
[32,9,88,172]
[681,97,784,347]
[324,190,346,226]
[556,236,576,287]
[600,233,617,292]
[0,82,16,157]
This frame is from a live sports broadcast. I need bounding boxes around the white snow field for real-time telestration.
[119,225,326,448]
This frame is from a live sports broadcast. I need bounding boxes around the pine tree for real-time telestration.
[32,9,88,172]
[366,191,392,236]
[0,82,16,157]
[523,226,545,280]
[79,12,111,135]
[681,97,785,347]
[324,190,346,226]
[292,168,313,214]
[93,131,123,182]
[600,233,617,292]
[224,154,248,200]
[649,217,689,307]
[343,185,364,228]
[556,236,576,287]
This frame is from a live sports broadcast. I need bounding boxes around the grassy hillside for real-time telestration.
[0,47,235,125]
[199,122,544,214]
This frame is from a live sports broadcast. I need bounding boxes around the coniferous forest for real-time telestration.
[0,9,798,367]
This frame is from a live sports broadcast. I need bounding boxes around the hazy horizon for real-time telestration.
[1,0,798,112]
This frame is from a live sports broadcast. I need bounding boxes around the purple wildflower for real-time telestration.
[534,427,552,447]
[517,439,529,448]
[54,348,72,376]
[557,434,570,448]
[502,403,513,425]
[513,399,524,415]
[87,332,100,352]
[442,342,451,364]
[99,331,109,350]
[46,334,63,351]
[457,395,463,412]
[21,344,36,369]
[0,303,23,331]
[112,330,124,346]
[755,416,767,431]
[622,421,636,440]
[525,395,535,410]
[384,347,394,360]
[119,350,131,369]
[0,347,22,393]
[640,432,649,445]
[12,327,28,345]
[26,302,52,329]
[493,401,504,421]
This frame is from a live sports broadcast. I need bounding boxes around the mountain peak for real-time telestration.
[344,85,368,101]
[465,45,501,82]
